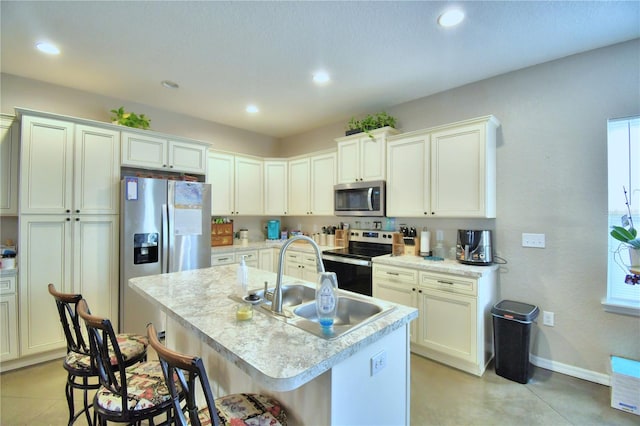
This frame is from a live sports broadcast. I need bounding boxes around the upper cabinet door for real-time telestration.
[207,151,235,216]
[337,139,359,183]
[386,134,430,217]
[74,125,120,214]
[264,160,288,215]
[0,116,19,215]
[310,152,336,216]
[359,135,386,182]
[234,156,263,215]
[288,157,310,215]
[430,118,497,218]
[20,116,74,214]
[121,131,167,170]
[168,140,207,174]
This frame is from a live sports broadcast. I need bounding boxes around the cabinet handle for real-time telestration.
[219,257,230,261]
[163,164,168,168]
[76,209,80,213]
[431,212,435,215]
[386,272,400,276]
[66,218,71,221]
[412,288,416,291]
[424,212,427,215]
[75,218,80,221]
[418,289,423,293]
[66,209,71,213]
[169,165,174,168]
[437,280,454,285]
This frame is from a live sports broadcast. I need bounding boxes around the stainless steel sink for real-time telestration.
[255,283,316,307]
[234,283,395,340]
[293,296,383,326]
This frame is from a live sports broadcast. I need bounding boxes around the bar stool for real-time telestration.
[48,284,148,426]
[77,299,175,425]
[147,323,288,426]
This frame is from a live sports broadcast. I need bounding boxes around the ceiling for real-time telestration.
[1,1,639,138]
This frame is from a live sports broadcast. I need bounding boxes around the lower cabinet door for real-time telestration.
[417,288,477,363]
[0,293,18,361]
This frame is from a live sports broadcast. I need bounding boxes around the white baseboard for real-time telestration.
[530,354,611,386]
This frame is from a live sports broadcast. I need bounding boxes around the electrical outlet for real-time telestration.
[543,311,554,326]
[371,350,387,376]
[522,233,546,248]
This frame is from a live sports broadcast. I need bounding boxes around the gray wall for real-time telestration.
[2,39,638,377]
[280,39,640,377]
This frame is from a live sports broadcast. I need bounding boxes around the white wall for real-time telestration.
[0,73,279,157]
[280,39,640,377]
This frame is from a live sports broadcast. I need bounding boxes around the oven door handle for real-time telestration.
[323,254,371,267]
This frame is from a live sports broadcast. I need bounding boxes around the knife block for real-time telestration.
[334,229,349,248]
[392,233,421,256]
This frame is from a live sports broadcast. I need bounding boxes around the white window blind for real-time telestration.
[606,116,640,313]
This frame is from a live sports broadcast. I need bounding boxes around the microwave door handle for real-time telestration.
[367,187,374,211]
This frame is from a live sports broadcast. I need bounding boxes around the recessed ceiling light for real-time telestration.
[313,70,330,85]
[161,80,179,89]
[36,42,60,55]
[438,9,465,27]
[246,105,259,114]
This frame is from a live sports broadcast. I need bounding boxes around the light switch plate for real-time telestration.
[522,233,546,248]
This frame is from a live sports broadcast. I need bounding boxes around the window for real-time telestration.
[605,116,640,315]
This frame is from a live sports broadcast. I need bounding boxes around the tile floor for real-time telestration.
[1,353,637,425]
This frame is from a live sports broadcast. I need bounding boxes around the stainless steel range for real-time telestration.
[322,230,394,296]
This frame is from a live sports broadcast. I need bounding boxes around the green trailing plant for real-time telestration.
[110,107,151,130]
[610,187,640,249]
[346,111,397,138]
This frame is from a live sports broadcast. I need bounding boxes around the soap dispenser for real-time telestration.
[316,272,339,329]
[237,255,248,297]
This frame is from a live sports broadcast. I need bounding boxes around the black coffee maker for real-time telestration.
[456,229,493,265]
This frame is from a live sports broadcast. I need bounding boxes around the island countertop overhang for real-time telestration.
[129,265,417,392]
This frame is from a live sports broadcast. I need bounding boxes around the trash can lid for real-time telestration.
[491,300,540,322]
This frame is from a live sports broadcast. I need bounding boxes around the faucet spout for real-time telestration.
[272,235,325,315]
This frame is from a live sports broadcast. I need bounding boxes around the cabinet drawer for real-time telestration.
[211,253,235,266]
[235,251,258,263]
[419,271,477,296]
[0,275,16,295]
[373,264,418,284]
[285,252,302,263]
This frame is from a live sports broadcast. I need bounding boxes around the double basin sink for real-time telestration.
[246,283,395,340]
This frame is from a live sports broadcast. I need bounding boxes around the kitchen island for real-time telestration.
[130,264,417,426]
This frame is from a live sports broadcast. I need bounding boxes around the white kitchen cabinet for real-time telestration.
[288,151,336,216]
[20,116,120,215]
[386,116,498,218]
[336,127,399,183]
[264,160,288,215]
[430,118,497,217]
[18,214,119,356]
[211,249,261,268]
[259,248,276,272]
[373,263,497,376]
[386,132,430,217]
[0,115,19,215]
[0,272,19,361]
[372,264,418,343]
[211,252,236,266]
[284,251,320,282]
[121,131,207,174]
[206,151,263,216]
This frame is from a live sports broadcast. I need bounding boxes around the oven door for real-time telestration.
[322,255,372,296]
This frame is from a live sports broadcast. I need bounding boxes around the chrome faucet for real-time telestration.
[272,235,325,315]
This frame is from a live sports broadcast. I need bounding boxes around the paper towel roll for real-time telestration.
[420,231,430,255]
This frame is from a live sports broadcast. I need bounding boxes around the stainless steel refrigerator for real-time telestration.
[120,177,211,335]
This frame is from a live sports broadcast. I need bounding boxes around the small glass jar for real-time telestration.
[235,302,253,321]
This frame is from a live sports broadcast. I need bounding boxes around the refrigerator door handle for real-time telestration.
[162,203,170,273]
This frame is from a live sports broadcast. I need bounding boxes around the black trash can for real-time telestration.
[491,300,539,384]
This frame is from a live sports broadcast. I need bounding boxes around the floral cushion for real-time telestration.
[213,393,287,426]
[64,333,148,372]
[95,360,171,412]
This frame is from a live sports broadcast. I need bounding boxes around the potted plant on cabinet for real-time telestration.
[345,112,397,138]
[110,107,151,130]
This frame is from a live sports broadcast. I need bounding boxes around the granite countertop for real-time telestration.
[129,265,417,392]
[373,254,498,278]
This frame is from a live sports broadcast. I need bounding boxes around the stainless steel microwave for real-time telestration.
[334,180,385,217]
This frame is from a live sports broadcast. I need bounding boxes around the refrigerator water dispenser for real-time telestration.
[133,233,159,264]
